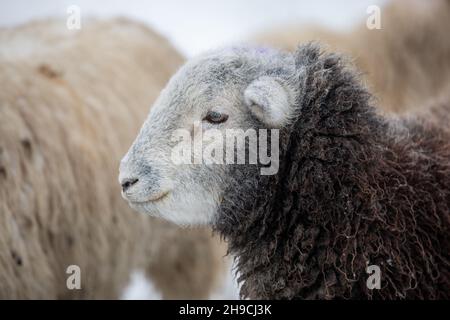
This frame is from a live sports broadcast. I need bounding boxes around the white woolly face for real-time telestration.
[118,95,226,226]
[119,46,297,226]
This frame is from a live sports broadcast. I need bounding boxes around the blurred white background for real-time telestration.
[0,0,388,57]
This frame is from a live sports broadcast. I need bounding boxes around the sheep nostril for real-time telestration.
[121,178,139,192]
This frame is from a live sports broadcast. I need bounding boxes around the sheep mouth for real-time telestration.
[150,191,170,202]
[136,191,171,203]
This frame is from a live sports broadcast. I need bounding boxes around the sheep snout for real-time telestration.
[121,177,139,192]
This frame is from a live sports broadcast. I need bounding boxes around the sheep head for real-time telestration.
[119,45,304,226]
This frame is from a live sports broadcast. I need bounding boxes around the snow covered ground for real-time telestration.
[121,271,163,300]
[122,260,241,300]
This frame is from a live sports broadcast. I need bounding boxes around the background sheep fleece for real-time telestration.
[216,44,450,299]
[254,0,450,114]
[0,19,225,299]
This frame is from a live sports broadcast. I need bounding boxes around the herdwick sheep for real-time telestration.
[254,0,450,114]
[120,44,450,299]
[0,18,226,299]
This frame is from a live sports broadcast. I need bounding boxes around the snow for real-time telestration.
[121,270,163,300]
[121,259,240,300]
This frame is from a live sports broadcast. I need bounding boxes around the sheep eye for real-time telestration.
[204,111,228,124]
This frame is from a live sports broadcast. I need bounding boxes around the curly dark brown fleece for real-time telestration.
[215,44,450,299]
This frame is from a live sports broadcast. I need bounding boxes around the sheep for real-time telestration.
[253,0,450,114]
[119,43,450,299]
[0,18,226,299]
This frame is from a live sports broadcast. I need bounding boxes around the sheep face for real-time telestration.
[119,46,298,226]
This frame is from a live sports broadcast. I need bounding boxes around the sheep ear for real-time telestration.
[244,76,293,128]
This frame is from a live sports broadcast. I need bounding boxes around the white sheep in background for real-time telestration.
[0,18,227,299]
